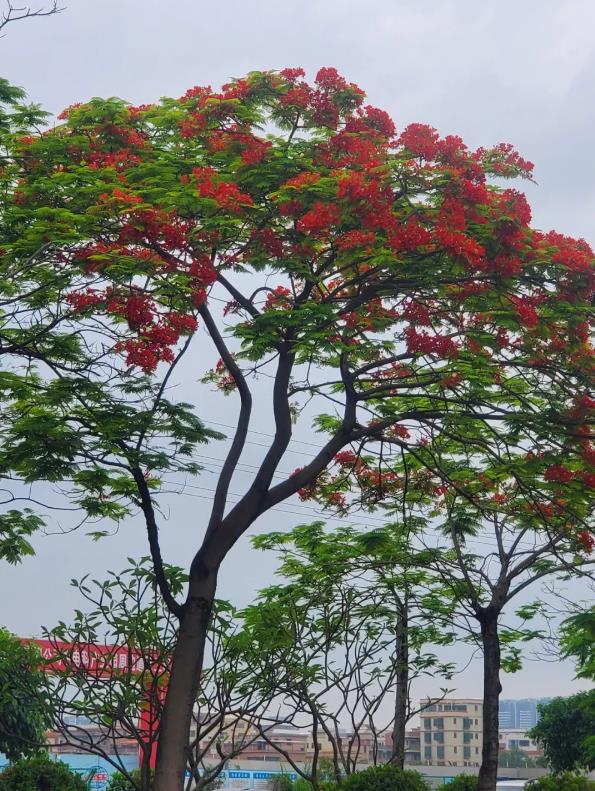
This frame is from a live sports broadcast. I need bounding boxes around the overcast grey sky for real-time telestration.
[1,0,594,705]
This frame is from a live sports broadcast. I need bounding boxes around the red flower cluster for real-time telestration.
[402,301,432,327]
[336,230,376,251]
[399,123,440,160]
[297,201,341,235]
[66,290,104,312]
[578,531,594,554]
[388,221,432,252]
[405,327,460,359]
[193,167,254,213]
[441,372,463,389]
[283,172,321,190]
[544,464,575,484]
[363,105,396,137]
[263,286,292,311]
[117,338,175,373]
[435,227,485,266]
[510,296,538,328]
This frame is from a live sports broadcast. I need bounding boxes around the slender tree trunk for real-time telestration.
[154,561,218,791]
[390,603,409,768]
[140,754,151,791]
[477,608,502,791]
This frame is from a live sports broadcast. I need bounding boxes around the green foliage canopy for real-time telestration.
[0,755,87,791]
[529,692,595,774]
[0,629,49,761]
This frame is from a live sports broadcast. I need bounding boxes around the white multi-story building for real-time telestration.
[498,729,541,754]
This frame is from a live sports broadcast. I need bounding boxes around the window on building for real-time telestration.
[433,732,444,743]
[463,718,473,729]
[453,718,457,724]
[424,732,432,744]
[475,733,479,740]
[454,746,458,754]
[437,746,445,760]
[464,747,471,759]
[464,732,473,743]
[423,719,432,730]
[475,719,478,725]
[475,747,479,755]
[433,718,444,729]
[454,732,457,739]
[424,746,432,760]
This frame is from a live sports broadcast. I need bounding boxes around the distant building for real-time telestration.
[405,727,422,764]
[498,728,542,756]
[419,698,483,767]
[377,727,421,764]
[498,699,550,730]
[45,722,138,757]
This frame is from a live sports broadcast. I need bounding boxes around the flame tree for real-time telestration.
[0,68,592,790]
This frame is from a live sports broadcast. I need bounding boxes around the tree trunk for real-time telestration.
[390,603,409,768]
[477,608,502,791]
[154,562,218,791]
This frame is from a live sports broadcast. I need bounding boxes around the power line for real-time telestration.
[161,479,536,553]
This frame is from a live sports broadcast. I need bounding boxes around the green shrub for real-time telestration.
[289,781,336,791]
[107,768,223,791]
[107,769,149,791]
[525,773,595,791]
[340,765,430,791]
[268,776,294,791]
[0,754,87,790]
[443,776,478,790]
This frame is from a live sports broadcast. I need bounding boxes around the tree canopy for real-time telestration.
[0,628,49,761]
[0,67,593,790]
[529,692,595,774]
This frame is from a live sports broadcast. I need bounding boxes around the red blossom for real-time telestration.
[442,373,463,388]
[297,201,341,235]
[578,531,594,554]
[284,172,321,190]
[435,227,485,266]
[165,313,198,334]
[405,327,460,359]
[403,301,432,326]
[334,451,358,466]
[363,105,396,137]
[264,286,293,311]
[315,67,349,92]
[66,290,104,312]
[336,230,376,251]
[544,464,575,484]
[399,123,439,160]
[280,68,306,81]
[510,296,538,328]
[388,221,431,252]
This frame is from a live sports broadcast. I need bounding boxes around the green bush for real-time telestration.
[525,773,595,791]
[107,770,150,791]
[443,776,478,790]
[268,776,294,791]
[0,754,87,790]
[107,768,222,791]
[340,765,430,791]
